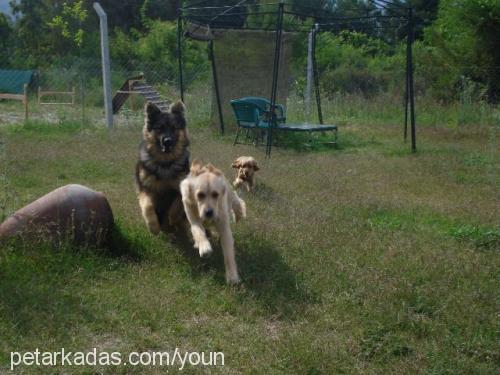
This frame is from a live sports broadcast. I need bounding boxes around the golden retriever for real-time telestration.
[180,160,246,284]
[231,156,259,191]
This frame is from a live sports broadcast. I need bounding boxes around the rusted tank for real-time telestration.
[0,184,114,247]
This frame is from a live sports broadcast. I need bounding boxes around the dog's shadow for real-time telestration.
[174,229,318,319]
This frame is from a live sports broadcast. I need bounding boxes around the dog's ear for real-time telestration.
[252,160,260,171]
[190,159,203,175]
[170,100,185,116]
[170,99,185,118]
[180,178,194,204]
[231,159,240,169]
[206,163,223,176]
[169,100,186,128]
[145,102,161,131]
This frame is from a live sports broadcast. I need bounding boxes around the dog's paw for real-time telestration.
[226,272,241,285]
[198,241,213,258]
[233,179,243,189]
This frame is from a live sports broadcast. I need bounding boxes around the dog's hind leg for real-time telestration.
[216,219,240,284]
[138,192,161,235]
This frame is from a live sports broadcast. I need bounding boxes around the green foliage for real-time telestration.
[313,31,399,96]
[48,0,88,48]
[2,0,499,105]
[0,13,12,66]
[110,20,209,85]
[424,0,500,101]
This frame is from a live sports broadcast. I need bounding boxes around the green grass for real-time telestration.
[0,112,498,373]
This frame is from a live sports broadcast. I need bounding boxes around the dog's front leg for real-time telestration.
[138,192,161,234]
[233,177,243,189]
[216,219,240,284]
[183,204,212,257]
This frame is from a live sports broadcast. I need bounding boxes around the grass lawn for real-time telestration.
[0,115,498,373]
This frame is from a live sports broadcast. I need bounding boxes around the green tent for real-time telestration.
[0,69,35,94]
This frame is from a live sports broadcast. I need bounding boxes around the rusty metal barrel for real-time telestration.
[0,184,114,247]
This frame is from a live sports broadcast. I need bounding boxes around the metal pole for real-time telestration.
[305,29,313,121]
[93,2,113,129]
[23,83,28,121]
[408,7,416,152]
[177,15,184,102]
[404,61,409,141]
[404,10,410,142]
[267,0,285,158]
[209,40,225,135]
[312,23,323,125]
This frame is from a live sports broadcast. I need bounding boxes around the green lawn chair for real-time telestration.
[230,97,286,145]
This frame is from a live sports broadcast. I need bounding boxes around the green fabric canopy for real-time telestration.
[0,69,35,94]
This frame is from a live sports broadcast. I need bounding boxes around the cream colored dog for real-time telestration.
[231,156,259,191]
[180,160,246,284]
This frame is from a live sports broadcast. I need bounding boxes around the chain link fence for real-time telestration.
[0,57,211,127]
[0,55,498,130]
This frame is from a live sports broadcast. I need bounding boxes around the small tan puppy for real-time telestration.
[231,156,259,191]
[180,160,246,284]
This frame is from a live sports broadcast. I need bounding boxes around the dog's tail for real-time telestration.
[232,192,247,222]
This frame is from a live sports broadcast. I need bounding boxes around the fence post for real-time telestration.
[23,83,28,121]
[305,28,313,121]
[93,2,113,129]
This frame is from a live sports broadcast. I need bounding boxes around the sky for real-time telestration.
[0,0,12,17]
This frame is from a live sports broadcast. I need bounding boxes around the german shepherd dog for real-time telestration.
[135,101,190,235]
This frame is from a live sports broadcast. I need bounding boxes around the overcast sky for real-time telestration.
[0,0,12,16]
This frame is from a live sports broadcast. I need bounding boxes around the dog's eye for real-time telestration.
[197,192,206,200]
[211,192,219,199]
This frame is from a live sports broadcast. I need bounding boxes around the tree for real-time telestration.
[48,0,88,53]
[425,0,500,101]
[9,0,53,66]
[0,13,12,66]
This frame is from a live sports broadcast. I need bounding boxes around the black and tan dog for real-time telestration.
[135,101,189,235]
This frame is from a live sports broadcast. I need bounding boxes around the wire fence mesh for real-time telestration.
[0,55,498,131]
[0,58,212,127]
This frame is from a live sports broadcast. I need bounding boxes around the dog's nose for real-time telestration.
[161,136,173,148]
[205,208,214,218]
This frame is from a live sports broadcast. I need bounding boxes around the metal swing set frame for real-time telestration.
[177,0,417,157]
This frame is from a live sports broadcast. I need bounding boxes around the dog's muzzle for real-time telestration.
[204,208,214,219]
[160,136,173,152]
